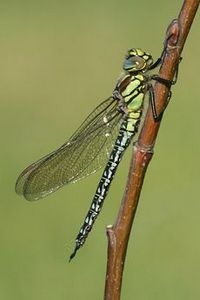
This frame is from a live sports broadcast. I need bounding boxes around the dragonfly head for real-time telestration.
[123,48,153,73]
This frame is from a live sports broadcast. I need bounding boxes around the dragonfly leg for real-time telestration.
[149,56,181,121]
[170,57,182,85]
[148,57,162,70]
[151,56,182,86]
[148,83,172,122]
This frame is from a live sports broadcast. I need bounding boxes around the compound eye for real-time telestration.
[123,56,146,71]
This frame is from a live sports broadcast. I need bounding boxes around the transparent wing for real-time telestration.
[15,97,123,201]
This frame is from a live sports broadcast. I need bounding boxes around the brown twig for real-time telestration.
[104,1,199,299]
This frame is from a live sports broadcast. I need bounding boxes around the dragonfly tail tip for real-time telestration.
[69,245,78,262]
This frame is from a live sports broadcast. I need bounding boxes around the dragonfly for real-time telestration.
[15,48,173,260]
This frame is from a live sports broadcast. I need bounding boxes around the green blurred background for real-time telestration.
[1,1,199,299]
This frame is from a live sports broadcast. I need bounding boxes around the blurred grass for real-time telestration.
[0,0,200,299]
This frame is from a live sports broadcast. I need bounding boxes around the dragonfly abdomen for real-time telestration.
[69,116,140,260]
